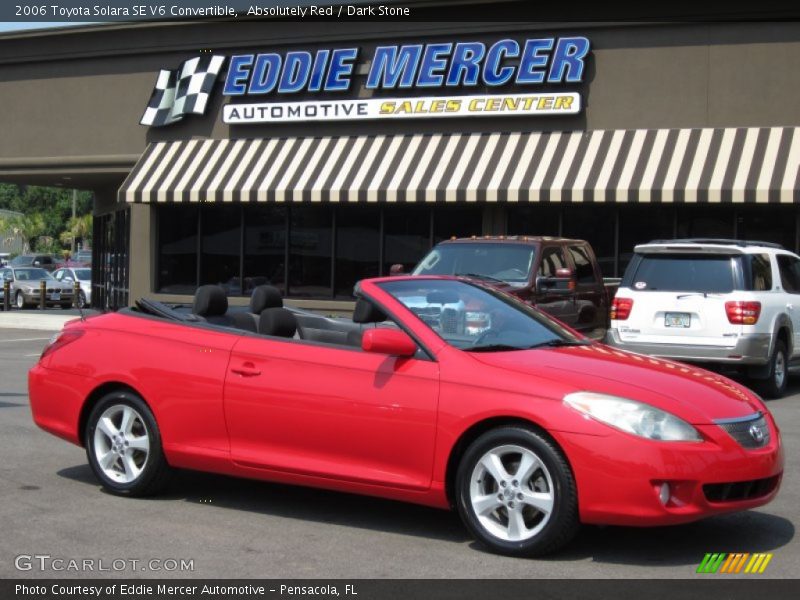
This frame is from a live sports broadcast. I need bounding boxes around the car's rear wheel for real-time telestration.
[85,392,171,496]
[15,291,27,309]
[455,426,579,557]
[760,340,788,399]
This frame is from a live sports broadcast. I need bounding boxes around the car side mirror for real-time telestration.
[536,268,575,294]
[33,261,40,266]
[362,328,417,357]
[389,263,405,275]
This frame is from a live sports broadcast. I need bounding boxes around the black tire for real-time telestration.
[15,291,27,310]
[455,426,579,557]
[85,391,171,496]
[760,340,788,399]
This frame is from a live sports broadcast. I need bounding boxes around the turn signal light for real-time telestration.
[725,301,761,325]
[611,297,633,321]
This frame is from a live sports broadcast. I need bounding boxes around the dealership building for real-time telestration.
[0,5,799,310]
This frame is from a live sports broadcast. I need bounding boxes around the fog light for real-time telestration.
[659,483,671,505]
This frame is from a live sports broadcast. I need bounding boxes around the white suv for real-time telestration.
[606,239,800,398]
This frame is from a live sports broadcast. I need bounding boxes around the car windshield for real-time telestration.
[627,254,736,293]
[412,243,536,286]
[75,269,91,281]
[14,268,53,281]
[378,278,585,351]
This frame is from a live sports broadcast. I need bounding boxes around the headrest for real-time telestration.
[353,298,387,324]
[193,285,228,317]
[250,285,283,313]
[259,307,297,338]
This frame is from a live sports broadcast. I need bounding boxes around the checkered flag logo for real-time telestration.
[140,55,226,127]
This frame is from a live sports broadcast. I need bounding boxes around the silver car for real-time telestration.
[53,267,92,308]
[0,266,74,309]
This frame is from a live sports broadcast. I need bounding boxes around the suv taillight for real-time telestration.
[611,297,633,320]
[40,329,84,361]
[725,301,761,325]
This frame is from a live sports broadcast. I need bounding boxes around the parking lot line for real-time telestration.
[0,337,51,343]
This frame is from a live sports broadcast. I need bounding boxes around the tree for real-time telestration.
[59,214,93,251]
[0,212,46,253]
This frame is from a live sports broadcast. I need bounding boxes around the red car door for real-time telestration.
[223,335,440,490]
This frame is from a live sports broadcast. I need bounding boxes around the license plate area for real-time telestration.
[665,312,691,328]
[51,293,61,301]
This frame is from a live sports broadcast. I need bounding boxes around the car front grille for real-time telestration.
[703,475,780,503]
[715,413,770,449]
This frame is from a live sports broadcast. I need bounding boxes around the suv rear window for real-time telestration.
[624,254,736,293]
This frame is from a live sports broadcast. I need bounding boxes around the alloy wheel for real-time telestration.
[469,444,555,542]
[774,349,786,390]
[92,404,151,484]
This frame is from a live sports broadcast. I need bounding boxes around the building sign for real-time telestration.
[141,37,589,127]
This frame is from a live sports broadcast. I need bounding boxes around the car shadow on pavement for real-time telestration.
[57,465,470,544]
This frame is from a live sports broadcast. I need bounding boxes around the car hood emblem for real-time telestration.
[749,424,765,443]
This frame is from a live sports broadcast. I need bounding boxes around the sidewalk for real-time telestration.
[0,311,79,331]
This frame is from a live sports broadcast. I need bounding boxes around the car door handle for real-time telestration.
[231,362,261,377]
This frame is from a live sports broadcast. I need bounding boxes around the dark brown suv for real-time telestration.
[410,236,610,339]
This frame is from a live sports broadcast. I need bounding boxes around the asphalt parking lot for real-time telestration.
[0,328,796,579]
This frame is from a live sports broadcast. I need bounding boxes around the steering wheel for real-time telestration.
[472,329,500,347]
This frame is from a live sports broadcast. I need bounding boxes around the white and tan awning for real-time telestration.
[119,126,800,204]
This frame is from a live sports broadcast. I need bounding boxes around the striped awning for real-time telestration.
[120,126,800,204]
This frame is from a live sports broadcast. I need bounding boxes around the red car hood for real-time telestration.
[469,344,765,424]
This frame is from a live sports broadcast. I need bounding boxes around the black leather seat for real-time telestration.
[231,285,283,332]
[192,285,234,326]
[259,307,298,338]
[352,298,387,324]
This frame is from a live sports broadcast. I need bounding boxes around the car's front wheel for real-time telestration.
[85,392,171,496]
[455,426,579,557]
[15,291,27,309]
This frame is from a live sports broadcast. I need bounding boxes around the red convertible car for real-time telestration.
[29,276,783,556]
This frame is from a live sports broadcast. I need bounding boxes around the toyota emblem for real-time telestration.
[749,424,765,443]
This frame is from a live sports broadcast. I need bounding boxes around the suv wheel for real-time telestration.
[760,339,788,399]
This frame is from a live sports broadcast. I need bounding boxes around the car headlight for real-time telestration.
[563,391,702,442]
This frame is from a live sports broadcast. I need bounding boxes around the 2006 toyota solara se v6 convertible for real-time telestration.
[29,276,783,556]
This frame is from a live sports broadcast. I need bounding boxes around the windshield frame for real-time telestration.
[376,277,585,352]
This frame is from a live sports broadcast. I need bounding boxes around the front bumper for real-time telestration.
[557,415,783,526]
[21,290,73,305]
[605,328,771,365]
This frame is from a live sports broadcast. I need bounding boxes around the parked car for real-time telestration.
[10,254,59,272]
[53,266,92,308]
[0,266,74,309]
[607,238,800,397]
[0,252,10,267]
[29,277,782,557]
[409,237,611,339]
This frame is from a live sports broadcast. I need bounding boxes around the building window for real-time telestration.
[157,205,198,294]
[384,205,433,275]
[200,205,242,293]
[562,206,616,277]
[506,205,561,237]
[288,205,333,298]
[335,205,380,298]
[433,206,483,244]
[244,205,287,295]
[677,206,734,239]
[737,207,796,252]
[618,206,676,274]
